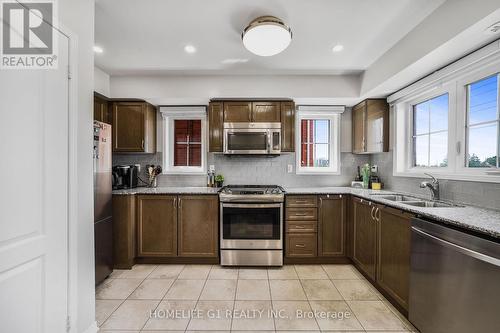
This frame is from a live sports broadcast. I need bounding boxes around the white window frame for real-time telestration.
[295,105,343,175]
[390,42,500,183]
[160,106,207,174]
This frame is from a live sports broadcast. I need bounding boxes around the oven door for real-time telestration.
[221,203,283,249]
[224,128,270,154]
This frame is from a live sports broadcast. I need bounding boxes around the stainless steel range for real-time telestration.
[219,185,284,266]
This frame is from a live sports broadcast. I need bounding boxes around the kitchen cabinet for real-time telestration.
[208,102,224,152]
[94,94,111,124]
[178,195,218,257]
[285,195,318,259]
[377,206,412,311]
[318,195,346,257]
[350,196,413,312]
[280,101,295,152]
[112,101,156,153]
[223,101,252,122]
[112,194,136,269]
[286,233,317,257]
[352,99,389,154]
[252,101,281,122]
[137,195,177,257]
[352,197,378,280]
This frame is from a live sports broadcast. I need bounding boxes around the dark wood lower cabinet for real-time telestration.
[352,197,377,280]
[178,195,218,257]
[137,195,177,257]
[377,206,412,311]
[286,233,317,257]
[113,195,136,269]
[318,195,346,257]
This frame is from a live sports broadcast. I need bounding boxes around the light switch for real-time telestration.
[287,164,293,173]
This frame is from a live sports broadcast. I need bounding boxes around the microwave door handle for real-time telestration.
[267,130,271,153]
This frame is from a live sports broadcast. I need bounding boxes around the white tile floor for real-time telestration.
[96,264,418,332]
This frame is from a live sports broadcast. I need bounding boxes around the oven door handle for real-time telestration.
[222,203,283,209]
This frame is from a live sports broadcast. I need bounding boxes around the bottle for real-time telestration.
[207,171,211,187]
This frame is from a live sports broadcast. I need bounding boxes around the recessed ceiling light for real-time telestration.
[332,44,344,53]
[184,44,197,54]
[93,45,104,54]
[221,58,249,64]
[242,16,292,57]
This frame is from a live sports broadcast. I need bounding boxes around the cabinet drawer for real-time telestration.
[286,221,317,233]
[286,207,317,221]
[286,196,318,208]
[286,233,317,257]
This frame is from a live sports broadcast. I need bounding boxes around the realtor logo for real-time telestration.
[1,0,58,69]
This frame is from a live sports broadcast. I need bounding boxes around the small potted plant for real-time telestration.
[215,174,224,188]
[360,163,371,189]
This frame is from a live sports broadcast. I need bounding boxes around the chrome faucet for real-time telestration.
[420,173,440,200]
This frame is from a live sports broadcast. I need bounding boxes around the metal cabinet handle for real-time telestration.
[370,206,375,220]
[295,212,309,216]
[295,244,305,248]
[173,197,177,208]
[294,225,306,229]
[141,139,144,149]
[375,207,381,222]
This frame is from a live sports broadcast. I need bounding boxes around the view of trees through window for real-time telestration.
[467,74,499,168]
[413,94,449,167]
[300,119,330,167]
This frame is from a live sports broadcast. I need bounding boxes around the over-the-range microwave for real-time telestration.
[223,122,281,155]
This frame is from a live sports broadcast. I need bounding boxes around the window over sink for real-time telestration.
[160,106,207,174]
[295,105,343,174]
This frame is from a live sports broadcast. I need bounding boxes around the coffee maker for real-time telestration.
[112,165,139,189]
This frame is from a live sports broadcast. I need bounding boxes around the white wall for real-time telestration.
[94,67,110,96]
[60,0,96,332]
[110,74,361,106]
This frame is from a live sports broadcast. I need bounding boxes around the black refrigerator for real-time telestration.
[93,121,113,285]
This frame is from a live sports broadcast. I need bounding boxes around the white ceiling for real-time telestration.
[94,0,445,75]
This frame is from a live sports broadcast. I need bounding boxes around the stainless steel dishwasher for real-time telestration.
[409,218,500,333]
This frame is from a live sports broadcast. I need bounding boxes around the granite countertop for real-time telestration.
[286,187,500,239]
[113,185,500,239]
[112,186,220,195]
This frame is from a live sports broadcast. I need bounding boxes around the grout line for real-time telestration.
[184,264,212,331]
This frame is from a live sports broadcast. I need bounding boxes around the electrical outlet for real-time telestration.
[287,164,293,173]
[209,165,215,172]
[371,165,378,173]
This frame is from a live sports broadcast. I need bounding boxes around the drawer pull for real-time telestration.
[295,244,305,248]
[294,225,306,229]
[294,213,309,216]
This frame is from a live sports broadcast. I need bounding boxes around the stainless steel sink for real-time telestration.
[372,194,422,202]
[403,201,460,208]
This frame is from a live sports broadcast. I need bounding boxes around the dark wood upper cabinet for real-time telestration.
[178,195,218,258]
[352,99,389,154]
[318,195,346,257]
[94,95,111,124]
[280,101,295,152]
[208,102,223,152]
[136,195,177,257]
[377,206,412,311]
[112,101,156,153]
[223,101,252,122]
[252,101,281,122]
[352,197,378,280]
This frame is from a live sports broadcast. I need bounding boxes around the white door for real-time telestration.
[0,31,70,332]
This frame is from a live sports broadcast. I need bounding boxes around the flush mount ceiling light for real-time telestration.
[242,16,292,57]
[184,44,197,54]
[93,45,104,54]
[332,44,344,53]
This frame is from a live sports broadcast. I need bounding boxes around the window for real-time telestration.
[295,105,343,174]
[173,120,202,166]
[160,106,207,174]
[412,94,449,167]
[466,74,499,168]
[391,45,500,182]
[301,119,330,167]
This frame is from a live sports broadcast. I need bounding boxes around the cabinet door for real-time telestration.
[94,96,110,124]
[352,198,377,280]
[112,102,145,152]
[377,206,412,310]
[137,195,177,257]
[178,195,218,257]
[252,101,280,122]
[208,102,224,152]
[318,195,346,257]
[280,101,295,152]
[352,102,365,153]
[365,100,389,153]
[143,103,157,153]
[223,101,252,122]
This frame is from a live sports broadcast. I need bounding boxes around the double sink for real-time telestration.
[371,194,463,208]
